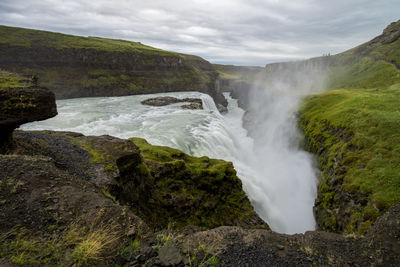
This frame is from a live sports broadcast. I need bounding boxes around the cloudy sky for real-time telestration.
[0,0,399,66]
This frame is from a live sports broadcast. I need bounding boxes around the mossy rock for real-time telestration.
[39,132,268,231]
[111,138,269,230]
[0,71,57,153]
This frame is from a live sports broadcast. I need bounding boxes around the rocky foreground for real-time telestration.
[1,73,399,266]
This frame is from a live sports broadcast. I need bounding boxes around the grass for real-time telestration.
[186,242,220,267]
[0,25,216,101]
[71,225,121,266]
[300,84,400,233]
[0,70,31,90]
[0,25,173,56]
[0,210,123,266]
[325,53,400,90]
[213,64,263,82]
[297,22,400,234]
[67,210,122,266]
[0,229,63,265]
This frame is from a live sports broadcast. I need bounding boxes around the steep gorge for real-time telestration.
[0,19,400,266]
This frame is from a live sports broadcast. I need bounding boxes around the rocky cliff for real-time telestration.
[0,25,227,110]
[1,71,399,266]
[241,19,400,235]
[0,70,57,153]
[0,70,267,265]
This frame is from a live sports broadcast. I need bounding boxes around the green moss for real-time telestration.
[0,70,32,90]
[300,84,400,233]
[104,164,117,173]
[127,138,263,230]
[0,231,63,266]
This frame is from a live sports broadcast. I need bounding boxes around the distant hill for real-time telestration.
[0,25,227,108]
[264,19,400,90]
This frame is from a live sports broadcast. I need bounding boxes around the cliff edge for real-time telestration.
[0,25,227,110]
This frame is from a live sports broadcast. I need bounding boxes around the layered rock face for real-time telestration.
[0,71,57,152]
[0,25,227,109]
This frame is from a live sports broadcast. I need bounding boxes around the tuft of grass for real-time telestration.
[67,210,123,266]
[0,228,63,265]
[186,242,220,267]
[120,239,141,260]
[208,255,218,265]
[71,227,120,266]
[0,209,124,266]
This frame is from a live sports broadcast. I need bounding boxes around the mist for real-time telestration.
[239,60,328,233]
[21,59,330,234]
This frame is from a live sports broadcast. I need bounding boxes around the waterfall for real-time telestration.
[22,91,317,234]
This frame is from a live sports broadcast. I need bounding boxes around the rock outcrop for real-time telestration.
[141,96,204,110]
[0,71,57,153]
[357,19,400,51]
[179,204,400,266]
[4,126,400,266]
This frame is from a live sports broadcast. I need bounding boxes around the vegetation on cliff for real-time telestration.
[299,19,400,234]
[0,25,227,109]
[0,70,57,153]
[129,138,268,230]
[0,70,32,90]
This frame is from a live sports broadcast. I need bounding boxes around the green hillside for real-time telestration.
[299,20,400,234]
[0,25,227,108]
[0,26,170,54]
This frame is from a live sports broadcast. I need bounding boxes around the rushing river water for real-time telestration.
[22,91,317,234]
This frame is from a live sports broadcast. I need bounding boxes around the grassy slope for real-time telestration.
[299,21,400,234]
[0,25,217,100]
[213,64,264,81]
[0,25,173,55]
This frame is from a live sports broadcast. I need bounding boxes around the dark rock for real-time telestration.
[158,246,183,266]
[139,246,156,260]
[181,102,202,110]
[0,82,57,153]
[217,103,228,113]
[141,96,203,110]
[180,207,400,266]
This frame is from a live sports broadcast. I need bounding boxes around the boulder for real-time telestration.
[0,71,57,152]
[141,96,203,110]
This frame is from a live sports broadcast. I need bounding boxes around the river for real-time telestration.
[22,91,317,234]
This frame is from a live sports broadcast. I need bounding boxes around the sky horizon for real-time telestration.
[0,0,399,66]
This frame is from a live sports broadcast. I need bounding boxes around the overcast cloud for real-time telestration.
[0,0,399,65]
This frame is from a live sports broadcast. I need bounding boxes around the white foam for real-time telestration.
[22,91,317,234]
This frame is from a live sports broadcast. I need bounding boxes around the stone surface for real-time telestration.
[158,246,183,266]
[0,83,57,152]
[141,96,203,110]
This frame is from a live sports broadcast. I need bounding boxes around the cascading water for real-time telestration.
[22,90,318,234]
